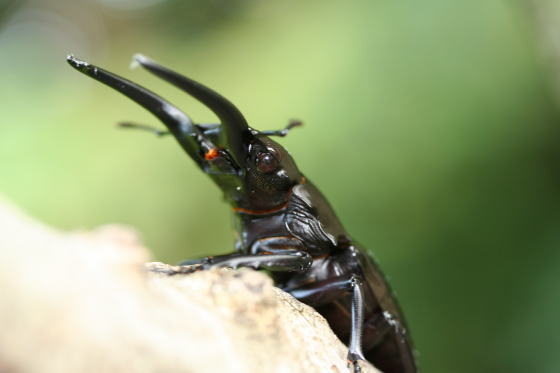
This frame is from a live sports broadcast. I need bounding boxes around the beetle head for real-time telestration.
[67,54,302,211]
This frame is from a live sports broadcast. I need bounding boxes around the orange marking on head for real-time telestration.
[204,148,219,161]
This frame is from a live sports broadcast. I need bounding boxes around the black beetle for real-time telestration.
[67,54,417,373]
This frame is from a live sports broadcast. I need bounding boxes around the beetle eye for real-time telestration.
[256,152,279,173]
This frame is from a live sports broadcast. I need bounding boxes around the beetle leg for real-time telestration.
[116,122,222,146]
[148,262,203,275]
[178,256,214,266]
[174,237,311,274]
[196,123,221,142]
[249,236,307,255]
[285,274,366,372]
[118,122,171,137]
[205,250,312,272]
[256,119,303,137]
[348,275,366,372]
[176,250,311,273]
[285,275,354,306]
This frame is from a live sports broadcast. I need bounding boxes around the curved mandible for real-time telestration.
[66,55,213,168]
[133,54,250,167]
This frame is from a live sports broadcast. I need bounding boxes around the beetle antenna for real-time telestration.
[118,122,170,137]
[256,119,303,137]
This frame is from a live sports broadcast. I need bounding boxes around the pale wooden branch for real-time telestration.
[0,198,379,373]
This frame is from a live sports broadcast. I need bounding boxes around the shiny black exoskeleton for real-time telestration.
[67,54,417,373]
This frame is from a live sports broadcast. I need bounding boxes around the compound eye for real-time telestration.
[256,152,279,174]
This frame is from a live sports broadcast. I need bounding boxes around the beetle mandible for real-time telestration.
[67,54,417,373]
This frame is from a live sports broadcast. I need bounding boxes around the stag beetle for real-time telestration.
[67,54,417,373]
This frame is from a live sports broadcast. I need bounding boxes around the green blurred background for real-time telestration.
[1,0,559,372]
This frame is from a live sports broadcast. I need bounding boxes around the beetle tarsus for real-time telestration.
[148,263,203,275]
[347,354,364,373]
[118,122,171,137]
[256,119,303,137]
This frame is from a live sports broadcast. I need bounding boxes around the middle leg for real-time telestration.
[285,274,367,373]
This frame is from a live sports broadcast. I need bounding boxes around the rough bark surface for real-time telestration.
[0,198,378,373]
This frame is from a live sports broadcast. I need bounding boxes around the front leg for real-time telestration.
[177,236,312,273]
[204,250,311,272]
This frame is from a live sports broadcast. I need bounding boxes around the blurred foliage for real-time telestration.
[1,0,559,372]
